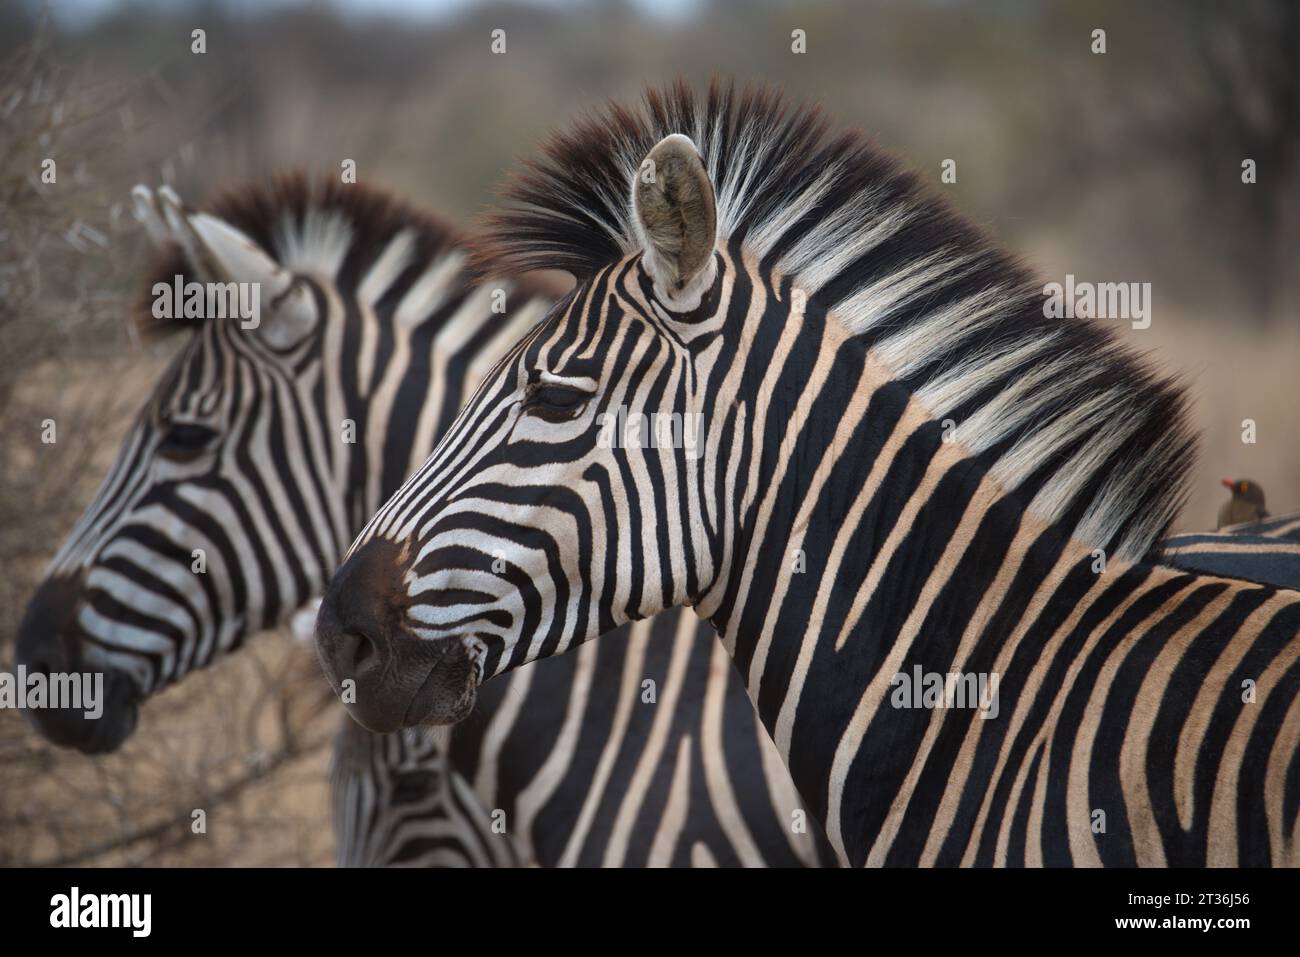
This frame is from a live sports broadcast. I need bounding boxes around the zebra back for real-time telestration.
[1162,511,1300,590]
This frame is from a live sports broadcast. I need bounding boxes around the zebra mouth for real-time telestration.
[18,666,141,754]
[315,541,488,731]
[84,682,141,754]
[15,573,144,753]
[402,636,481,727]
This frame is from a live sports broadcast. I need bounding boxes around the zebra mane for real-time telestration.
[133,173,465,338]
[472,79,1196,562]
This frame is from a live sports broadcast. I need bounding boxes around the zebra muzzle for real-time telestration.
[14,574,143,753]
[315,539,480,732]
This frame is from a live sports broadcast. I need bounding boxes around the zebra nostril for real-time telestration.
[349,631,376,671]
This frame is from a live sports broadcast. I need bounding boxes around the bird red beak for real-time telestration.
[1221,478,1236,491]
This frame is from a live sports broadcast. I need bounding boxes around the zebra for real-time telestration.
[12,174,834,866]
[332,610,828,866]
[330,722,520,867]
[1162,513,1300,590]
[315,80,1300,867]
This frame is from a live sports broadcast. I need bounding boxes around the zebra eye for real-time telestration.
[157,422,219,462]
[525,384,590,421]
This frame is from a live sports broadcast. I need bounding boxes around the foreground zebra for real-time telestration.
[326,514,1300,867]
[13,176,833,866]
[317,81,1300,867]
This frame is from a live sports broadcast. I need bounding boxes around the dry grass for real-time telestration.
[0,19,338,869]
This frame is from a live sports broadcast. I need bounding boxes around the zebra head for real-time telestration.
[16,178,468,753]
[317,102,736,732]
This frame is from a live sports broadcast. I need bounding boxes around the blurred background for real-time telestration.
[1,0,1296,866]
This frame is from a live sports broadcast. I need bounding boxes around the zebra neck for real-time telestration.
[327,291,438,541]
[696,301,1292,865]
[320,253,510,543]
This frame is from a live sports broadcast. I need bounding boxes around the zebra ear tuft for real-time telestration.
[631,134,717,307]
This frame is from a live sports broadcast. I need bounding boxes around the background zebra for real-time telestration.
[1163,513,1300,590]
[330,722,521,867]
[13,175,834,866]
[317,80,1300,867]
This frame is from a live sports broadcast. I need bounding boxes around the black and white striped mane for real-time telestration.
[472,79,1196,563]
[133,174,464,338]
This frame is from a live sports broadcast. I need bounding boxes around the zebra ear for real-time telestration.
[185,213,317,351]
[631,133,717,309]
[182,209,319,350]
[138,184,318,348]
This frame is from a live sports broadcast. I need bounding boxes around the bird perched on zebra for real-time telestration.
[1218,478,1268,529]
[317,79,1300,867]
